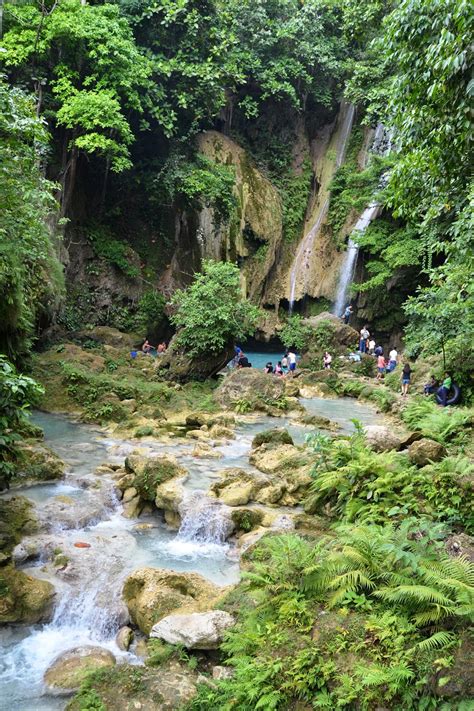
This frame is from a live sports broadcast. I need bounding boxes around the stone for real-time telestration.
[249,443,310,475]
[186,413,209,427]
[192,443,223,459]
[299,414,339,431]
[116,626,134,651]
[150,610,235,649]
[212,665,235,680]
[209,424,235,440]
[14,441,65,485]
[124,454,187,502]
[78,326,138,349]
[121,398,138,413]
[44,646,116,693]
[215,368,285,411]
[408,438,446,466]
[0,566,55,623]
[251,428,294,449]
[364,425,402,453]
[122,495,143,519]
[122,568,221,634]
[154,479,186,513]
[122,487,138,503]
[186,429,210,441]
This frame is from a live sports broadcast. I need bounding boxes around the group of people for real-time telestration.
[141,339,167,354]
[263,351,297,376]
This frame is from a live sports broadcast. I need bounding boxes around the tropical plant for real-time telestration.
[0,356,44,489]
[279,315,312,352]
[170,261,261,358]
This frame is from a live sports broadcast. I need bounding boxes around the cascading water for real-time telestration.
[288,102,355,312]
[333,123,393,316]
[333,202,379,317]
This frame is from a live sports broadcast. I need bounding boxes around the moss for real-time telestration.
[231,508,264,533]
[0,496,37,555]
[251,428,294,449]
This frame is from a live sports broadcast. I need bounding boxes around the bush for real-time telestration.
[171,261,261,358]
[401,398,471,444]
[279,315,312,351]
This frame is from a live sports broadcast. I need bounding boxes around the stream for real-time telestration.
[0,395,378,711]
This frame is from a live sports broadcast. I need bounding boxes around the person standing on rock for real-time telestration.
[377,353,386,379]
[281,354,289,373]
[323,352,332,369]
[368,338,376,355]
[342,304,353,324]
[287,351,297,372]
[359,325,370,353]
[401,362,412,396]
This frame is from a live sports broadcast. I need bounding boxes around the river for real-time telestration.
[0,395,378,710]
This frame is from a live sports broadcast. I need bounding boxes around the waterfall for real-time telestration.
[333,203,379,317]
[288,102,355,313]
[177,491,232,545]
[333,123,393,316]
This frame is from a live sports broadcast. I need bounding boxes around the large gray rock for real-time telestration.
[408,438,446,466]
[150,610,235,649]
[364,425,402,453]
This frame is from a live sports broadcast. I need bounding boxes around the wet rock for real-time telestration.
[299,413,339,431]
[186,413,209,427]
[12,539,40,565]
[39,495,105,530]
[13,441,65,485]
[251,428,294,449]
[209,424,235,440]
[215,369,285,411]
[408,438,446,466]
[364,425,402,453]
[186,429,210,441]
[192,443,223,459]
[249,443,310,475]
[44,645,116,693]
[0,496,38,556]
[210,468,265,506]
[122,486,138,503]
[124,454,187,502]
[94,464,115,476]
[0,566,55,623]
[116,626,134,651]
[150,610,235,649]
[164,510,181,529]
[122,495,143,519]
[122,568,222,635]
[154,479,186,514]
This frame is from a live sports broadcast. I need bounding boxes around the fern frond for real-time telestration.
[410,631,457,652]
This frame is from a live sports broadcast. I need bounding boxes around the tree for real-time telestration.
[0,75,63,360]
[0,356,43,489]
[170,260,261,357]
[2,0,152,214]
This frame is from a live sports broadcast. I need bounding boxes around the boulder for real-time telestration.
[116,626,134,651]
[14,441,65,484]
[251,428,294,449]
[78,326,138,349]
[154,336,234,383]
[122,568,221,634]
[212,665,235,680]
[0,496,38,556]
[44,646,116,693]
[299,414,339,431]
[124,454,186,502]
[122,495,143,519]
[0,566,55,623]
[364,425,402,453]
[209,424,235,440]
[155,478,186,513]
[215,369,285,411]
[150,610,235,649]
[408,438,446,466]
[192,443,223,459]
[302,312,358,349]
[249,443,310,475]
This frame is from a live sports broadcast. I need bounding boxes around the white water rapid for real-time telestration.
[288,102,355,312]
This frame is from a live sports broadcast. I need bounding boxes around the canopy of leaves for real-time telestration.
[170,260,261,357]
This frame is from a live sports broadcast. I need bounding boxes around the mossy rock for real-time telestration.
[231,508,264,534]
[299,414,339,431]
[0,496,38,555]
[13,441,65,484]
[0,566,55,623]
[251,428,294,449]
[124,454,187,502]
[44,646,116,693]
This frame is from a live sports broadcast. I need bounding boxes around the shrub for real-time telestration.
[401,398,471,444]
[170,261,261,358]
[279,315,312,351]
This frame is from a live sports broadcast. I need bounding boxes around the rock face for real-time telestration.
[122,568,221,634]
[408,438,446,466]
[44,646,116,693]
[155,337,234,383]
[116,626,134,651]
[0,567,55,623]
[364,425,402,453]
[216,369,285,411]
[196,131,283,303]
[150,610,235,649]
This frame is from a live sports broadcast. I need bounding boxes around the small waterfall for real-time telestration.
[178,491,232,545]
[288,102,355,312]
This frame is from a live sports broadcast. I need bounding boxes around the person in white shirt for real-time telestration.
[323,351,332,369]
[388,347,398,372]
[368,339,376,355]
[359,326,370,353]
[287,351,297,372]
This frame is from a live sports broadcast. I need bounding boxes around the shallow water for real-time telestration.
[0,395,377,710]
